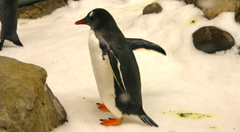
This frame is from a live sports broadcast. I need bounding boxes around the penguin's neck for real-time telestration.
[91,27,127,53]
[90,28,110,50]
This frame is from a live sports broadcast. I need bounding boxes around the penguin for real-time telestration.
[0,0,23,51]
[75,8,166,127]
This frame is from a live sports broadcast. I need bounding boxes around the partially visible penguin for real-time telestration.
[0,0,23,51]
[75,8,166,127]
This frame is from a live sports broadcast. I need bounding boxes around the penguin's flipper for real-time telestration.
[106,49,127,93]
[126,38,166,56]
[96,103,110,111]
[100,117,123,126]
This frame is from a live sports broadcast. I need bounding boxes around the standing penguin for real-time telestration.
[0,0,23,51]
[75,8,165,127]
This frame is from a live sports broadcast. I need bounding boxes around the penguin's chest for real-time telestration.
[88,30,122,117]
[88,30,114,95]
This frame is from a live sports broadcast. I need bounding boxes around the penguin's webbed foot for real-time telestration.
[96,103,109,111]
[100,117,123,126]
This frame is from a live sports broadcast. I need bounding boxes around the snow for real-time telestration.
[1,0,240,131]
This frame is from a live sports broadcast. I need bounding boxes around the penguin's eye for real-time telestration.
[89,11,93,17]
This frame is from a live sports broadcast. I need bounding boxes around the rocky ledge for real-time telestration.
[18,0,68,19]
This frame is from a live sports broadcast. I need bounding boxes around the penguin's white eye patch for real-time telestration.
[89,11,93,17]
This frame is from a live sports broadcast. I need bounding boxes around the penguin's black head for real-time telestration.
[75,8,117,30]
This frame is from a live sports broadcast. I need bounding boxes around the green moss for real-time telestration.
[210,126,216,129]
[189,20,196,25]
[163,110,212,119]
[19,21,29,25]
[176,112,211,119]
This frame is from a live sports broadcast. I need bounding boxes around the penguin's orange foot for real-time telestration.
[96,103,109,111]
[100,117,123,126]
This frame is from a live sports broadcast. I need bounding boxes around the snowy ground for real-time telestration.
[1,0,240,131]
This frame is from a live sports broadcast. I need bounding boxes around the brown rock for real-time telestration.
[18,0,67,19]
[0,56,67,132]
[185,0,198,5]
[192,26,235,53]
[185,0,240,19]
[143,2,162,15]
[235,7,240,24]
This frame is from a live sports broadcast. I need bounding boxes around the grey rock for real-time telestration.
[192,26,235,53]
[18,0,43,8]
[143,2,162,15]
[0,56,67,132]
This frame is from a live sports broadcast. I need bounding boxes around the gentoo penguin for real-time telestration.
[0,0,23,51]
[75,8,165,127]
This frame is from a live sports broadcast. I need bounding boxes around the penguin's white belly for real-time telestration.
[88,30,122,118]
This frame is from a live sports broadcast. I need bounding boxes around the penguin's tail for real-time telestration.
[138,114,158,127]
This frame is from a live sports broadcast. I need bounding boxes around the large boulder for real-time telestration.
[185,0,240,19]
[0,56,67,132]
[192,26,235,53]
[18,0,68,19]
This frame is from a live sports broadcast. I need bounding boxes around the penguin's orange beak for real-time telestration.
[75,20,88,25]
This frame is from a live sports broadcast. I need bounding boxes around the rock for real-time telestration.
[235,7,240,24]
[18,0,68,19]
[143,2,162,15]
[185,0,240,19]
[0,56,67,132]
[192,26,235,53]
[185,0,198,5]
